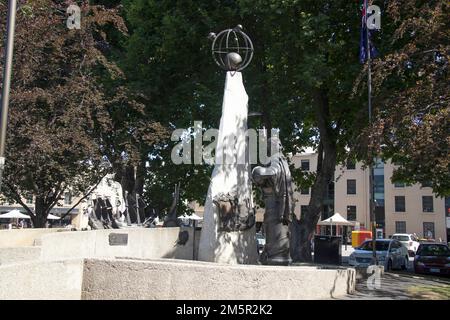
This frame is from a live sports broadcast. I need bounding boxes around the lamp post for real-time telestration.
[0,0,17,191]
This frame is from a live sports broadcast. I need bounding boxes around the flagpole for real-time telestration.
[365,0,378,266]
[0,0,17,192]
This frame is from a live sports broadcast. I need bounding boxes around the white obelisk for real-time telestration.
[198,71,257,264]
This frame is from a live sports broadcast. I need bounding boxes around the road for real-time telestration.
[339,246,450,299]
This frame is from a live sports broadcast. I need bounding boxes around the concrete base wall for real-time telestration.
[81,258,355,300]
[0,257,355,300]
[0,227,356,300]
[38,227,194,261]
[0,259,84,300]
[0,246,42,265]
[0,227,195,266]
[0,228,66,247]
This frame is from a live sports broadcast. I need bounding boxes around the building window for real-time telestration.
[322,205,333,220]
[394,196,405,212]
[347,179,356,195]
[395,221,406,233]
[301,160,310,171]
[300,205,309,220]
[422,196,433,212]
[346,160,356,170]
[25,194,33,204]
[394,181,405,188]
[346,206,356,221]
[64,192,72,205]
[421,181,432,188]
[423,222,435,239]
[327,182,335,200]
[300,187,309,195]
[446,196,450,217]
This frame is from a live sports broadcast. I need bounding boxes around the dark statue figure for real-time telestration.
[163,183,181,227]
[88,197,120,230]
[252,146,294,265]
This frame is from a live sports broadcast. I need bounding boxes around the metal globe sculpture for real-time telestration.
[209,25,254,72]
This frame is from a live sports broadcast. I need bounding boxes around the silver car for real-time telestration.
[348,239,409,271]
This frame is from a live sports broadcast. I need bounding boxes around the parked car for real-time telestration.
[392,233,420,256]
[256,233,265,254]
[414,243,450,276]
[348,239,409,271]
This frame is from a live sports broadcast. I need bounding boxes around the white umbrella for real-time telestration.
[47,213,61,220]
[179,213,203,221]
[0,210,31,219]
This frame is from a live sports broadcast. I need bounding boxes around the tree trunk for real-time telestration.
[291,88,337,262]
[32,196,49,228]
[114,162,146,223]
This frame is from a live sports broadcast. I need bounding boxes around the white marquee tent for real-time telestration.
[0,210,30,219]
[0,210,61,220]
[317,212,354,236]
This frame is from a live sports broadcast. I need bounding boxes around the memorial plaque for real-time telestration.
[109,233,128,246]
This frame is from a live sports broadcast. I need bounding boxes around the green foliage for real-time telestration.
[358,0,449,196]
[0,0,155,226]
[120,0,368,211]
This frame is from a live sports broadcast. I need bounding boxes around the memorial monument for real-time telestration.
[198,25,258,264]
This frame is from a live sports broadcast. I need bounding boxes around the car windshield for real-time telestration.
[392,235,409,241]
[417,244,450,256]
[358,241,390,251]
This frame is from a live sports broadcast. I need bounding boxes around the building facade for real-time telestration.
[292,153,447,241]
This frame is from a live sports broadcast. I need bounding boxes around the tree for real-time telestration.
[361,0,449,196]
[0,0,164,227]
[243,0,367,262]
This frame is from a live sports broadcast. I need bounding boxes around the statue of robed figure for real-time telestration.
[252,141,294,265]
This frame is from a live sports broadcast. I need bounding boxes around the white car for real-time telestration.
[392,233,420,255]
[348,239,409,271]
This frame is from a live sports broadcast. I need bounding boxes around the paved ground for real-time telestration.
[338,245,450,300]
[339,271,450,300]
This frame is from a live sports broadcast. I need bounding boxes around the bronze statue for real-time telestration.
[252,145,294,265]
[163,183,181,227]
[213,192,255,232]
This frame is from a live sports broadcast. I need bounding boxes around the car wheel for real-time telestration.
[401,256,408,270]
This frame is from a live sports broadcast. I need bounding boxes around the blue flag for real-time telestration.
[360,0,379,63]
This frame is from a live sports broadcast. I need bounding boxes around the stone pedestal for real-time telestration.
[198,72,257,264]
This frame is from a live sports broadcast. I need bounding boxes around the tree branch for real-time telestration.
[4,181,36,217]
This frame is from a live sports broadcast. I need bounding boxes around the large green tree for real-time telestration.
[0,0,164,227]
[362,0,449,196]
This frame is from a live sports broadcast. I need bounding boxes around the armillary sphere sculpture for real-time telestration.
[208,24,254,72]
